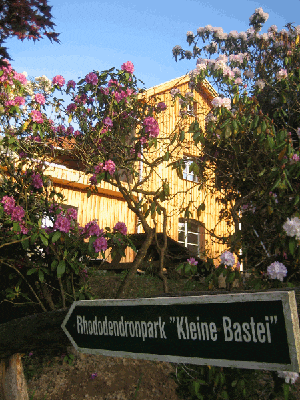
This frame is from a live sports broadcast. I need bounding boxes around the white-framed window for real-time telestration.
[182,157,198,182]
[178,218,204,257]
[187,102,197,117]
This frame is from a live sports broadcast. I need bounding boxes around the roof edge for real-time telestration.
[140,74,218,99]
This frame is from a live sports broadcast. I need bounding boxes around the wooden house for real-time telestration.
[44,74,234,265]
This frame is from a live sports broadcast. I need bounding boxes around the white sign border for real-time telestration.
[61,291,300,372]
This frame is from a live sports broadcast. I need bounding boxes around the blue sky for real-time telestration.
[4,0,300,126]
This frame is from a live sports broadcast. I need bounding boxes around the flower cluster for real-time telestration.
[93,236,108,252]
[35,93,46,105]
[85,72,98,86]
[211,97,231,110]
[187,257,198,266]
[283,217,300,241]
[121,61,134,74]
[143,116,159,138]
[113,222,127,235]
[277,371,299,384]
[31,173,43,189]
[82,220,102,237]
[52,75,65,88]
[1,195,28,233]
[54,215,71,233]
[267,261,287,281]
[30,109,43,124]
[220,251,235,267]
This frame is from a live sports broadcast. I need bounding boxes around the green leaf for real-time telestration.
[21,238,29,250]
[179,130,185,142]
[52,231,61,243]
[51,260,58,271]
[225,125,231,138]
[197,203,205,217]
[283,383,289,400]
[258,169,266,177]
[30,233,38,245]
[38,269,44,283]
[231,380,237,387]
[27,268,37,276]
[289,239,295,255]
[227,271,236,283]
[13,222,20,231]
[57,260,66,278]
[163,151,170,161]
[221,391,229,399]
[40,234,48,246]
[87,188,92,198]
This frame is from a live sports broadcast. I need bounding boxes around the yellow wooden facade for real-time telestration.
[45,74,234,264]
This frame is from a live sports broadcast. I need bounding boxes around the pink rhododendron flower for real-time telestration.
[74,130,81,137]
[31,173,43,189]
[35,93,45,105]
[85,72,98,85]
[104,117,113,126]
[121,61,134,74]
[20,223,29,234]
[13,72,27,85]
[103,160,116,175]
[30,110,43,123]
[54,215,71,233]
[187,257,198,266]
[113,222,127,235]
[14,96,25,106]
[52,75,65,87]
[93,236,108,252]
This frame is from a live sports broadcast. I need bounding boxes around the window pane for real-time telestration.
[178,231,186,242]
[187,244,198,256]
[187,232,199,245]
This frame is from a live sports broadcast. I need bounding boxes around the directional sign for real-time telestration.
[61,291,300,372]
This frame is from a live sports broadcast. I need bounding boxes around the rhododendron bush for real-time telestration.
[173,7,300,285]
[0,49,194,307]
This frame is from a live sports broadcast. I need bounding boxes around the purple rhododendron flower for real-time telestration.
[67,80,76,89]
[31,173,43,189]
[11,205,25,222]
[83,220,103,237]
[113,222,127,235]
[54,215,71,233]
[143,116,159,138]
[89,174,97,185]
[104,117,113,127]
[85,72,98,85]
[93,236,108,252]
[157,102,167,111]
[1,196,16,213]
[66,207,78,221]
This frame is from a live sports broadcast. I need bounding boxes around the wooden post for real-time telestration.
[0,353,29,400]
